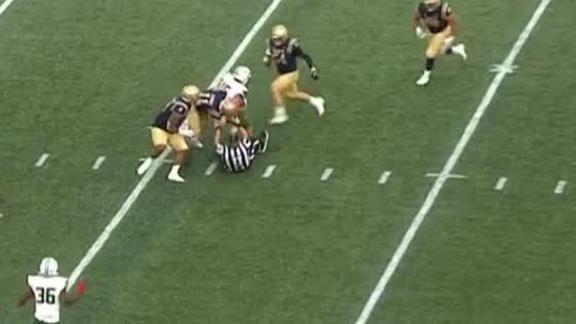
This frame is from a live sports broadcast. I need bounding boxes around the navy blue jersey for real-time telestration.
[196,90,227,119]
[152,96,192,133]
[265,38,314,75]
[417,1,452,34]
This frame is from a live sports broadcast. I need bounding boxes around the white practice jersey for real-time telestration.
[27,275,68,323]
[214,73,248,103]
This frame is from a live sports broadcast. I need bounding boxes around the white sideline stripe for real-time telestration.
[138,157,173,164]
[378,171,392,184]
[204,162,218,176]
[261,165,277,178]
[354,1,553,323]
[66,0,285,291]
[554,180,567,194]
[92,156,106,170]
[320,168,334,181]
[494,177,508,191]
[425,172,467,179]
[0,0,18,17]
[34,153,50,167]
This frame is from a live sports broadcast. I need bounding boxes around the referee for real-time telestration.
[214,126,269,172]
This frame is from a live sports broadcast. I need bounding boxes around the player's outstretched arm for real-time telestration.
[16,288,33,307]
[447,13,458,36]
[62,280,86,305]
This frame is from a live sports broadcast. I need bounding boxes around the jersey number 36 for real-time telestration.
[36,287,56,304]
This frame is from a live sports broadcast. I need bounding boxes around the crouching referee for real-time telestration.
[214,126,269,172]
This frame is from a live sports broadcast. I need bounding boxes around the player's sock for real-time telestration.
[425,58,435,71]
[269,106,289,124]
[446,47,453,55]
[274,106,287,116]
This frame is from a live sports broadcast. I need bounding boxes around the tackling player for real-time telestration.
[17,257,86,324]
[412,0,467,86]
[137,85,200,183]
[263,24,325,125]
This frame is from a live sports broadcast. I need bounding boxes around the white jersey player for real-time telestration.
[213,65,251,101]
[18,257,85,324]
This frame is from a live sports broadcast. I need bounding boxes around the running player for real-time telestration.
[136,85,200,183]
[412,0,467,86]
[263,24,325,125]
[17,257,85,324]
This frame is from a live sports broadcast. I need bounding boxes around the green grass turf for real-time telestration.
[0,0,569,323]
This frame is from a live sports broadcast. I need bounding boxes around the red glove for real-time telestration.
[76,281,86,296]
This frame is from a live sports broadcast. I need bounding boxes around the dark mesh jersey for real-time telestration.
[265,38,309,75]
[196,90,227,119]
[417,2,452,34]
[152,96,192,133]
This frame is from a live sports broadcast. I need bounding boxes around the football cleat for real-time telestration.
[310,97,325,116]
[416,71,431,86]
[257,131,270,153]
[269,114,289,125]
[188,136,204,148]
[137,157,153,175]
[452,43,468,60]
[167,169,185,183]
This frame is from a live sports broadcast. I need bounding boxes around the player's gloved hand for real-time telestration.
[415,26,427,39]
[310,67,319,80]
[77,280,86,296]
[263,56,271,67]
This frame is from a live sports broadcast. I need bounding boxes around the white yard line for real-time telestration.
[554,180,567,195]
[494,177,508,191]
[320,168,334,181]
[92,156,106,170]
[204,162,218,176]
[261,164,277,178]
[354,1,553,322]
[34,153,50,167]
[378,171,392,185]
[0,0,18,16]
[66,0,285,290]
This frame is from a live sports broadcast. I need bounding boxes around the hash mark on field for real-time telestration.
[92,156,106,170]
[554,180,567,194]
[425,172,467,179]
[262,165,276,178]
[139,157,173,164]
[494,177,508,191]
[204,162,218,176]
[321,168,334,181]
[34,153,50,167]
[378,171,392,184]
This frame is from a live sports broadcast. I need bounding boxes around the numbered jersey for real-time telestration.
[27,275,68,323]
[152,96,193,133]
[265,38,303,75]
[417,2,452,34]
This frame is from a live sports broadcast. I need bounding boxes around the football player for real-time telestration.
[136,85,200,183]
[213,65,251,96]
[192,88,251,139]
[263,24,325,125]
[17,257,86,324]
[412,0,467,86]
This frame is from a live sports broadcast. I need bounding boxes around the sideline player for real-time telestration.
[263,24,325,125]
[412,0,467,86]
[17,257,86,324]
[136,85,200,183]
[214,125,269,172]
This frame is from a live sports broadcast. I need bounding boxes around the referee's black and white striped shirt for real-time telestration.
[216,138,259,172]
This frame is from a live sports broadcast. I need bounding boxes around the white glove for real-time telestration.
[415,26,427,39]
[178,125,195,138]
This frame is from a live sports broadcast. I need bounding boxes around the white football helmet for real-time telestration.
[232,66,251,86]
[38,257,59,276]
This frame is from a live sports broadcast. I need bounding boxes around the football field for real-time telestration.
[1,0,575,323]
